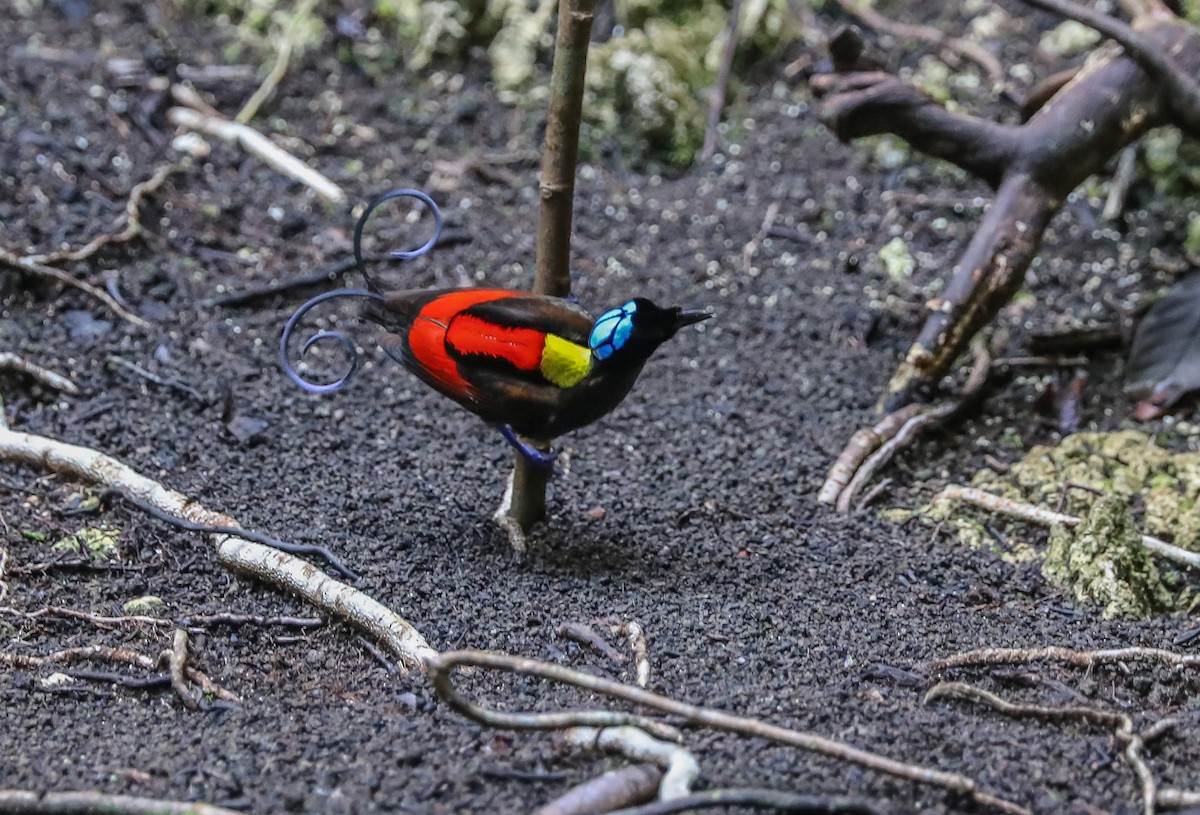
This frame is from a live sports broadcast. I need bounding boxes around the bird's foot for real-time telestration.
[498,425,557,469]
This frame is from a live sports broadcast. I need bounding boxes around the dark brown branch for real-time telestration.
[700,0,744,163]
[813,16,1197,409]
[504,0,598,542]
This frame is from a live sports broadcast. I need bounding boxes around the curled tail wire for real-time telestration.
[279,288,384,394]
[353,188,444,294]
[281,187,444,394]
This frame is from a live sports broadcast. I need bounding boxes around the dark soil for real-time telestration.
[2,2,1198,814]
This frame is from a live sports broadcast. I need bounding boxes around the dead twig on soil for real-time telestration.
[821,340,991,510]
[1,163,176,328]
[0,426,436,671]
[935,484,1200,571]
[499,0,597,548]
[923,644,1200,674]
[609,790,886,814]
[0,790,245,815]
[926,681,1179,815]
[235,0,317,123]
[831,0,1005,88]
[558,621,627,664]
[700,0,744,163]
[168,105,345,204]
[0,354,79,395]
[427,649,1030,815]
[533,764,663,815]
[612,620,651,688]
[0,642,235,705]
[564,726,700,800]
[166,628,199,710]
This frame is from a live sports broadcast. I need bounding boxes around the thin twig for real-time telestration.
[742,201,781,275]
[936,484,1200,570]
[700,0,744,163]
[107,356,208,403]
[26,164,178,266]
[558,622,627,664]
[0,248,150,328]
[0,790,246,815]
[926,682,1167,815]
[0,354,79,395]
[427,649,1029,815]
[923,645,1200,673]
[833,0,1006,88]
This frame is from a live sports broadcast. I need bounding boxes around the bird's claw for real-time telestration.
[498,425,557,470]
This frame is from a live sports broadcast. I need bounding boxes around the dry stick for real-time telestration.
[609,790,885,815]
[700,0,744,163]
[0,790,246,815]
[235,0,317,123]
[742,201,781,275]
[559,621,628,664]
[166,628,199,710]
[1159,789,1200,809]
[26,164,177,266]
[832,0,1006,88]
[564,726,700,800]
[1101,143,1140,221]
[926,682,1169,815]
[614,620,651,688]
[0,353,80,395]
[922,644,1200,673]
[0,248,148,329]
[812,16,1196,410]
[532,764,664,815]
[0,427,437,672]
[0,643,235,703]
[825,341,991,511]
[499,0,598,547]
[426,649,1030,815]
[936,484,1200,571]
[168,106,345,204]
[1014,0,1200,135]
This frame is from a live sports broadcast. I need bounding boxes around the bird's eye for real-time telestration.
[590,302,637,360]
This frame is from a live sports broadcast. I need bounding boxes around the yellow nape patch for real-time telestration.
[541,333,592,388]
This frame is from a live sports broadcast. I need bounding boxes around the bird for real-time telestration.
[280,189,711,467]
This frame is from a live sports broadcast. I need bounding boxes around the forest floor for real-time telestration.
[1,1,1198,814]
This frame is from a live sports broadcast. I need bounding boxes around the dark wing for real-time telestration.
[460,295,594,346]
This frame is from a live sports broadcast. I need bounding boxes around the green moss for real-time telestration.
[53,524,121,560]
[1042,497,1171,618]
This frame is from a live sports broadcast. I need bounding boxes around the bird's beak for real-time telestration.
[673,309,713,330]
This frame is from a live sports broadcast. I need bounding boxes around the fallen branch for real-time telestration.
[558,621,627,664]
[923,644,1200,674]
[0,426,435,671]
[936,484,1200,571]
[427,649,1030,814]
[533,764,663,815]
[0,353,80,395]
[0,790,245,815]
[832,0,1005,88]
[926,681,1179,815]
[167,628,199,710]
[609,789,885,815]
[168,106,345,204]
[563,726,699,800]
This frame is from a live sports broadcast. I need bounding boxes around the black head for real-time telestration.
[588,298,711,363]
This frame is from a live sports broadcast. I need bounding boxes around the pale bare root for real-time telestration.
[0,790,246,815]
[0,426,436,672]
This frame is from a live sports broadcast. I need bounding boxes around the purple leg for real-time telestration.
[498,425,557,469]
